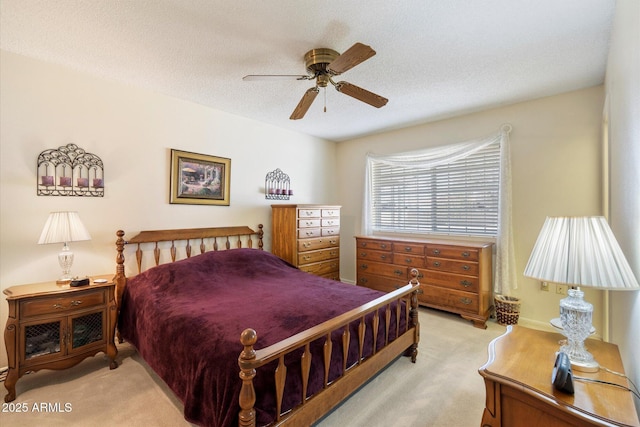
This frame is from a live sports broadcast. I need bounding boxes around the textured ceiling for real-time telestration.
[1,0,615,142]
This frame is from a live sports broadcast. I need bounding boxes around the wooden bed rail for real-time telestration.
[238,269,421,427]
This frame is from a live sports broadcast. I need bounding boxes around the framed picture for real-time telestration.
[170,149,231,205]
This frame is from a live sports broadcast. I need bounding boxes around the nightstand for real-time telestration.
[3,275,118,402]
[479,326,639,427]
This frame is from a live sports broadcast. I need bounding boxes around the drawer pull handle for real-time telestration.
[330,251,337,256]
[330,239,337,244]
[360,242,367,247]
[405,258,412,263]
[359,278,368,284]
[303,242,311,248]
[462,265,470,271]
[380,255,387,260]
[360,252,368,257]
[460,280,473,287]
[417,289,424,295]
[433,249,440,255]
[381,244,387,249]
[433,261,441,267]
[53,303,64,309]
[462,251,470,258]
[70,300,82,306]
[460,297,473,305]
[394,269,404,276]
[326,230,335,234]
[303,255,311,261]
[304,211,314,216]
[404,246,412,252]
[360,264,368,270]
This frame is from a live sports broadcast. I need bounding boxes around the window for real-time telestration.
[368,141,500,237]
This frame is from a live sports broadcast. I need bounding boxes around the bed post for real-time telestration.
[114,230,127,343]
[257,224,264,250]
[408,268,420,363]
[238,328,258,427]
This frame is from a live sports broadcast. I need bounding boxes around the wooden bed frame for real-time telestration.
[113,225,420,427]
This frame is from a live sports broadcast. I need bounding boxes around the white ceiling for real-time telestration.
[1,0,615,142]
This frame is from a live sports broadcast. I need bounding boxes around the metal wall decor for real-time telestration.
[37,143,104,197]
[265,168,293,200]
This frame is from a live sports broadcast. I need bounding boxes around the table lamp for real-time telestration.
[38,211,92,283]
[523,216,639,372]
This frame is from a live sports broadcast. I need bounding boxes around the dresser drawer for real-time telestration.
[426,257,479,276]
[299,259,339,276]
[357,248,393,263]
[298,236,339,252]
[321,208,339,218]
[20,289,106,318]
[298,219,321,228]
[321,227,339,237]
[357,261,407,280]
[298,228,321,239]
[298,247,339,265]
[422,286,479,312]
[392,242,425,255]
[321,218,340,227]
[298,208,321,218]
[393,253,425,268]
[356,274,407,293]
[426,244,479,261]
[424,270,479,292]
[356,239,392,252]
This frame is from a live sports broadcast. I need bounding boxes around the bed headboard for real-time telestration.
[113,224,263,308]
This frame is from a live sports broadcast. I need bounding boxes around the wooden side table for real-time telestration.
[3,275,118,402]
[479,326,639,427]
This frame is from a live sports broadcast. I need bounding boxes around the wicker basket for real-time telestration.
[494,294,521,325]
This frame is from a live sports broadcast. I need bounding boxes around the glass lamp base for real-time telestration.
[559,288,599,373]
[567,357,599,373]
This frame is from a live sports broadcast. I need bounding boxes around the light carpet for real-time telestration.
[1,308,506,427]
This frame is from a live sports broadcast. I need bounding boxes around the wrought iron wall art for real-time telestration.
[37,143,104,197]
[265,168,293,200]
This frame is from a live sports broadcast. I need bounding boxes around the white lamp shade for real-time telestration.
[38,211,91,244]
[524,217,639,290]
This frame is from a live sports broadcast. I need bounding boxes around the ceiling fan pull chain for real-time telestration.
[324,87,327,113]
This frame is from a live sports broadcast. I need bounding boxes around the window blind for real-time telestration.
[370,142,500,237]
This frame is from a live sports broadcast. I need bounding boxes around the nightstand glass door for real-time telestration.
[69,309,106,353]
[23,320,62,361]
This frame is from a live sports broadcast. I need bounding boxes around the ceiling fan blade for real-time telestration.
[243,74,311,81]
[327,43,376,75]
[290,87,320,120]
[334,81,388,108]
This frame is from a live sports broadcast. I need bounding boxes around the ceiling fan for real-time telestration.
[243,42,388,120]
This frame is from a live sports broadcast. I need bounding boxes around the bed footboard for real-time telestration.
[238,269,420,427]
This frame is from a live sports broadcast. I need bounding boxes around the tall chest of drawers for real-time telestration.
[355,236,493,328]
[272,205,341,280]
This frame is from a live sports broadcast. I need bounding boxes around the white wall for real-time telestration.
[336,86,605,333]
[0,50,339,367]
[605,0,640,413]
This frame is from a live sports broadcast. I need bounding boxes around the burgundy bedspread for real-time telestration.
[119,248,406,427]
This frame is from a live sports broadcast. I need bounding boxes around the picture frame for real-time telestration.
[170,149,231,205]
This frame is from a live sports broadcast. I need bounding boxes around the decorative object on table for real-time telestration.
[265,168,292,200]
[523,216,639,372]
[37,143,104,197]
[494,294,521,325]
[38,211,92,283]
[170,149,231,205]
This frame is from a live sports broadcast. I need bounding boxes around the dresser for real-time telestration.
[479,326,640,427]
[355,236,493,328]
[271,204,341,280]
[3,275,118,402]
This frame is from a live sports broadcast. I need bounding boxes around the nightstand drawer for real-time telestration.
[20,289,105,318]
